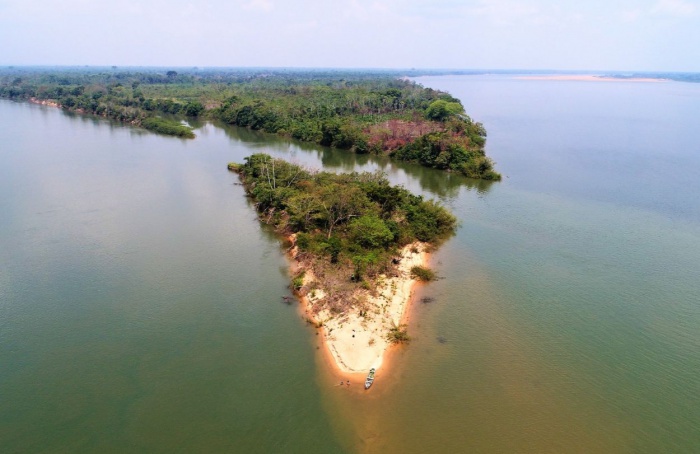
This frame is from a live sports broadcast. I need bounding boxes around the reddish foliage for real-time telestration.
[365,119,444,152]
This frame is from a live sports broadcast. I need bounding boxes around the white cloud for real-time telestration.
[243,0,274,12]
[466,0,540,26]
[1,0,700,70]
[287,19,319,32]
[651,0,697,16]
[621,9,643,22]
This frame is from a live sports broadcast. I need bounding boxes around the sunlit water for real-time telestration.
[1,75,699,453]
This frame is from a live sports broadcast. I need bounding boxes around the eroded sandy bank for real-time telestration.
[294,243,428,377]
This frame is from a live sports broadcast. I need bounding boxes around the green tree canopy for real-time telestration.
[349,214,394,249]
[425,99,464,121]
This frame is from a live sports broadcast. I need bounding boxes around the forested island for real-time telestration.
[0,67,500,180]
[230,153,457,373]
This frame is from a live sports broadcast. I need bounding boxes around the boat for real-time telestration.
[364,368,376,389]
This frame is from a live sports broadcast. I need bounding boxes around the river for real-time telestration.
[1,75,699,452]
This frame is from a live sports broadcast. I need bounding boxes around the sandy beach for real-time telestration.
[516,75,666,83]
[29,97,60,108]
[295,242,428,379]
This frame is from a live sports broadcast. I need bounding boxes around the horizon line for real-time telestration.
[1,65,699,75]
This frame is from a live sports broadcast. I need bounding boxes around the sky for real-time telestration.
[0,0,698,71]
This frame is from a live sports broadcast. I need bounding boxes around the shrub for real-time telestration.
[295,232,311,251]
[387,324,410,343]
[292,271,306,291]
[141,117,194,138]
[411,265,436,281]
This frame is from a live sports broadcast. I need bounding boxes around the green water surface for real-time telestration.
[2,75,700,453]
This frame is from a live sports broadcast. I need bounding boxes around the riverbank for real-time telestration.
[26,97,194,138]
[295,242,428,379]
[28,97,60,108]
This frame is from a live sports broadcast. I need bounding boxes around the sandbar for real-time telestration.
[294,242,428,378]
[516,75,666,83]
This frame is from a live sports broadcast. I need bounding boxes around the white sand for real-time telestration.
[29,97,60,107]
[300,243,427,374]
[516,75,665,83]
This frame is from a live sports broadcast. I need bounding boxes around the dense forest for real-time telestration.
[0,67,500,180]
[230,153,456,313]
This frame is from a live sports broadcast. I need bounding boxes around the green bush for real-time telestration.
[292,271,306,291]
[141,117,195,138]
[349,215,393,249]
[295,233,311,250]
[425,99,464,121]
[387,324,411,343]
[411,266,436,281]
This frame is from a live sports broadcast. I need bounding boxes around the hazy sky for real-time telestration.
[1,0,698,70]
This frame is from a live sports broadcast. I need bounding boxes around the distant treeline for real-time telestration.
[0,68,499,180]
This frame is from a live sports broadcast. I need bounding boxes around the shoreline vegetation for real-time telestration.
[1,67,500,180]
[230,154,456,375]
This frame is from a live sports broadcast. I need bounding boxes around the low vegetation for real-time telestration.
[387,324,411,344]
[141,117,194,138]
[410,265,437,281]
[292,271,306,291]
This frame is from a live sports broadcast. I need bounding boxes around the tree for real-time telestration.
[319,183,369,239]
[184,101,204,117]
[61,96,76,108]
[425,99,464,121]
[287,192,323,230]
[349,215,393,249]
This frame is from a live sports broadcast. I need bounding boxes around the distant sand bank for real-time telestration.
[516,75,666,83]
[29,97,60,107]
